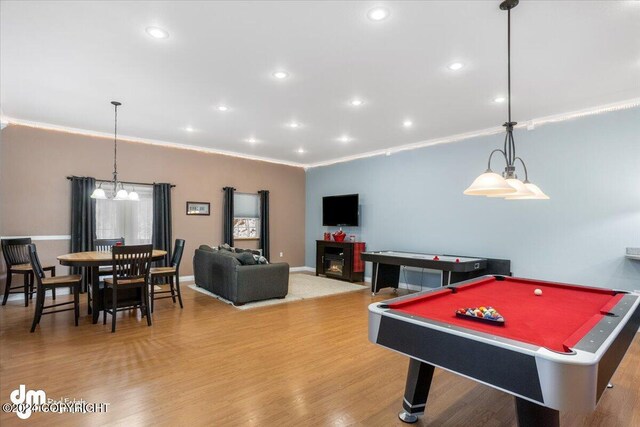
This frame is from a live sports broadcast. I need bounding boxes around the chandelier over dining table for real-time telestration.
[90,101,139,201]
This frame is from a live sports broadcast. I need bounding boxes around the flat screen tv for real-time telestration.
[323,194,359,227]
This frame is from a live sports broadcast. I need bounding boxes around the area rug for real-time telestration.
[188,273,366,310]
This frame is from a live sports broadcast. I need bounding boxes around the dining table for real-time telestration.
[57,250,167,323]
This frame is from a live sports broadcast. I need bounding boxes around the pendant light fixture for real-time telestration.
[464,0,549,200]
[90,101,139,201]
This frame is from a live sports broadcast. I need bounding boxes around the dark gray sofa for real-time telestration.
[193,246,289,305]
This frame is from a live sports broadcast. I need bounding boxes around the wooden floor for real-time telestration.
[1,278,638,427]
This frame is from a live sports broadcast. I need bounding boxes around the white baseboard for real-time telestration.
[290,266,315,273]
[179,275,194,282]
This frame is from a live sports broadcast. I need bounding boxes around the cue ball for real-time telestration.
[534,289,542,296]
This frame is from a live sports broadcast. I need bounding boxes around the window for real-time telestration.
[95,183,153,244]
[233,193,260,240]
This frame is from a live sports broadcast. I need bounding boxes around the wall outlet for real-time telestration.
[279,252,283,257]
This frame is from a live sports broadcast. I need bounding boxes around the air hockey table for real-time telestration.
[361,250,490,294]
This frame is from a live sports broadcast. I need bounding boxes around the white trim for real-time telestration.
[0,117,305,169]
[179,275,194,282]
[0,235,71,241]
[290,266,315,273]
[306,98,640,168]
[2,98,638,169]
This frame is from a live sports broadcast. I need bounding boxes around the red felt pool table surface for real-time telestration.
[388,276,624,353]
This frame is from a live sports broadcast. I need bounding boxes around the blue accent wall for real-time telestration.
[305,108,640,290]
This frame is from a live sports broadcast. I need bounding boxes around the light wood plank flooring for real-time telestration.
[1,279,638,426]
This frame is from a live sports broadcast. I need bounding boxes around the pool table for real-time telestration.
[368,275,640,426]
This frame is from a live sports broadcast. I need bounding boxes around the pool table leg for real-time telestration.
[398,358,435,424]
[514,397,559,427]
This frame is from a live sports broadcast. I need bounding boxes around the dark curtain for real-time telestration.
[222,187,235,246]
[152,183,173,266]
[258,190,270,261]
[70,176,96,291]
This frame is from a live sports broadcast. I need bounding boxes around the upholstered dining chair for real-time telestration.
[2,238,56,307]
[27,244,81,332]
[150,239,185,312]
[103,244,153,333]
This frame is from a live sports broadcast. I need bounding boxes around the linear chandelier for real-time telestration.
[464,0,549,200]
[90,101,139,201]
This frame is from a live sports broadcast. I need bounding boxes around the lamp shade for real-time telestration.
[505,182,550,200]
[128,190,140,201]
[488,178,535,198]
[114,188,129,200]
[90,187,107,199]
[463,171,517,196]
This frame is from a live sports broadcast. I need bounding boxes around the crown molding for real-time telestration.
[2,97,638,170]
[306,98,640,168]
[0,117,306,169]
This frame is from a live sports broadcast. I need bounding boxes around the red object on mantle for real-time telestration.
[332,230,346,242]
[323,232,331,241]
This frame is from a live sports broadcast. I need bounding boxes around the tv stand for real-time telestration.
[316,240,365,283]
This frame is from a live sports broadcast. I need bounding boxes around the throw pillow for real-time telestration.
[237,252,257,265]
[219,244,234,252]
[253,255,269,264]
[199,245,216,252]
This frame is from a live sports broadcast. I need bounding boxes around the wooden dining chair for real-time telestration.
[94,238,125,252]
[150,239,185,312]
[103,244,153,333]
[27,244,81,332]
[94,237,124,276]
[2,238,56,307]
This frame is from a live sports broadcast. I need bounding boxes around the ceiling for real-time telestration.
[2,1,639,166]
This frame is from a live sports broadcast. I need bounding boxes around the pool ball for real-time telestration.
[534,289,543,296]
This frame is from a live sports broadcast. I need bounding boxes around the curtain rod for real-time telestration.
[66,176,176,188]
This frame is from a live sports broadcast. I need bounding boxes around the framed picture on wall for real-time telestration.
[186,201,210,216]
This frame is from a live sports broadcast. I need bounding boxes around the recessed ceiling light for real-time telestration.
[385,151,392,156]
[185,126,195,132]
[367,7,390,21]
[217,105,229,112]
[402,120,413,128]
[448,62,464,71]
[288,122,301,128]
[145,27,169,39]
[493,96,506,103]
[337,135,352,143]
[272,70,289,79]
[297,148,305,154]
[350,99,364,107]
[246,137,257,144]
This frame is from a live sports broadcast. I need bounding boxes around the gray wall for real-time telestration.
[305,108,640,290]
